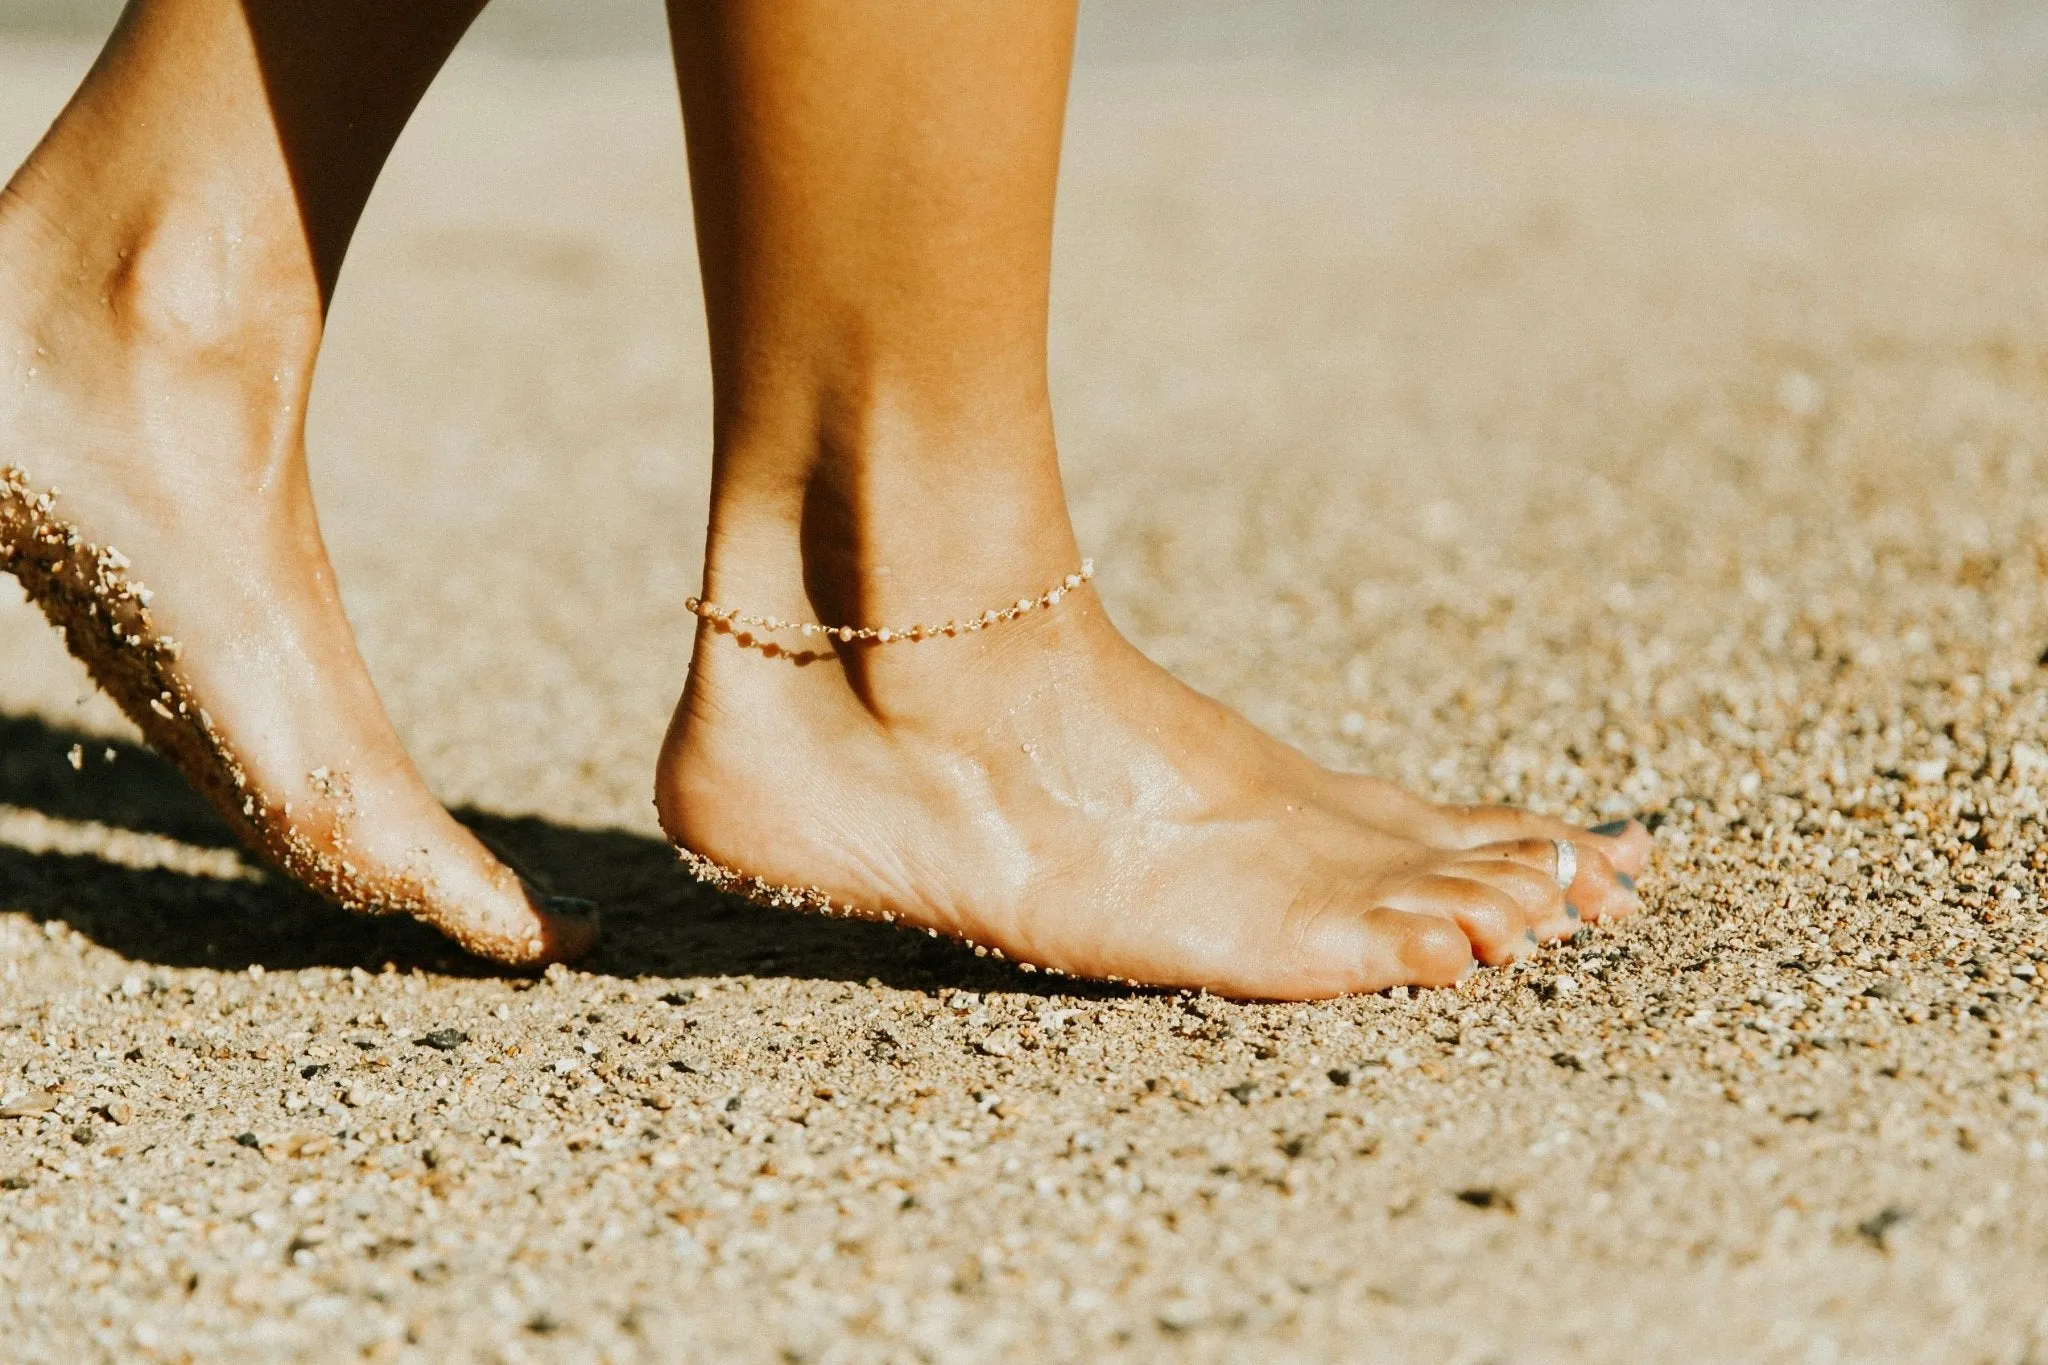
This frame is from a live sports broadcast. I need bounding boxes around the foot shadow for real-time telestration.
[0,712,1080,995]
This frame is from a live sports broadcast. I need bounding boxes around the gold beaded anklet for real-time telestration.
[672,556,1155,986]
[685,560,1093,645]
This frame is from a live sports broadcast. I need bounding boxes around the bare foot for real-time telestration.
[650,0,1641,998]
[658,523,1645,1001]
[0,163,594,967]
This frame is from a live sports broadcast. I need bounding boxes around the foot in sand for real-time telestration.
[656,456,1647,1001]
[651,0,1647,998]
[0,118,594,968]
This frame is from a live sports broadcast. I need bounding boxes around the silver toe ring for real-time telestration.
[1551,838,1578,890]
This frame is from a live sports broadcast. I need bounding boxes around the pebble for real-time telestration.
[0,1090,58,1119]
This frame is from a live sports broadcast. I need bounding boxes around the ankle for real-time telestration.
[0,152,320,389]
[700,392,1080,636]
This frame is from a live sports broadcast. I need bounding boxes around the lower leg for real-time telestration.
[0,0,595,963]
[669,0,1079,637]
[4,0,485,351]
[658,0,1647,998]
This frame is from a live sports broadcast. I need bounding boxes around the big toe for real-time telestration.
[478,889,601,968]
[309,803,601,968]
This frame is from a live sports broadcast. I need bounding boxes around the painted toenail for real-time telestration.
[1616,872,1636,892]
[543,895,600,920]
[1588,819,1631,837]
[1523,929,1539,946]
[1565,902,1581,921]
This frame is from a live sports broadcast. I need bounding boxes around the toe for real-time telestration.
[1455,835,1642,926]
[1449,846,1576,941]
[1433,805,1652,879]
[1308,906,1474,994]
[1557,842,1641,924]
[430,830,602,966]
[1322,769,1652,879]
[420,877,600,969]
[1578,818,1653,877]
[531,893,603,962]
[1455,836,1646,928]
[1381,873,1536,966]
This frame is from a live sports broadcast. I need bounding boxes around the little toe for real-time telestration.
[1381,873,1536,967]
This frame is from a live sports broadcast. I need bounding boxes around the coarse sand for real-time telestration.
[2,39,2047,1365]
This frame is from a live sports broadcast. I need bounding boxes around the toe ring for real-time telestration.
[1551,838,1578,890]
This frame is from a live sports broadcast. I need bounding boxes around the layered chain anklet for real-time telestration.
[685,560,1094,644]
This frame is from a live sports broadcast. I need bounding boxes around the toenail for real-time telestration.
[1523,929,1539,946]
[1588,819,1632,837]
[1565,902,1581,921]
[1616,872,1636,892]
[542,895,600,920]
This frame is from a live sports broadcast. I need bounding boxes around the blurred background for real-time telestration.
[3,0,2048,94]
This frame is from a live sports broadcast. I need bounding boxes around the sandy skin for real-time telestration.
[0,464,596,965]
[0,0,594,965]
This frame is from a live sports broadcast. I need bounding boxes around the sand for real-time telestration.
[2,33,2048,1365]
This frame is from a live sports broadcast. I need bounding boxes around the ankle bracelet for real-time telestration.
[686,560,1093,645]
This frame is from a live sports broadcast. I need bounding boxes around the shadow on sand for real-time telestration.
[0,711,1066,994]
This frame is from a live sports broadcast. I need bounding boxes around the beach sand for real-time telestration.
[2,32,2047,1363]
